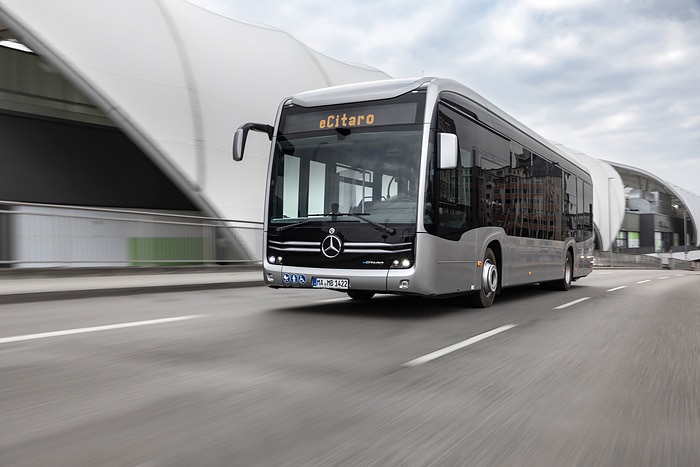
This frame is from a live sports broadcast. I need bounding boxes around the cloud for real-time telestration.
[189,0,700,193]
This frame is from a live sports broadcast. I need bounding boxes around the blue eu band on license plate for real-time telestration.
[312,278,349,289]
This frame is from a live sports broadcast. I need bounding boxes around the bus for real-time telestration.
[233,77,594,307]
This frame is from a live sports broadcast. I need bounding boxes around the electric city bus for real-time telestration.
[233,77,594,307]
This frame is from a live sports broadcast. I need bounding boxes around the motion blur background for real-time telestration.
[0,0,698,269]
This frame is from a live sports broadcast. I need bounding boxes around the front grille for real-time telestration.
[268,240,412,255]
[267,240,318,253]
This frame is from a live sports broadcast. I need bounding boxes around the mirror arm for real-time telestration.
[232,122,274,161]
[243,122,274,140]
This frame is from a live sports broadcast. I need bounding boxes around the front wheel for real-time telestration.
[469,248,498,308]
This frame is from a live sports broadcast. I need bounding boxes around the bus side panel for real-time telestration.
[539,239,566,282]
[574,238,595,279]
[413,231,478,296]
[503,236,539,287]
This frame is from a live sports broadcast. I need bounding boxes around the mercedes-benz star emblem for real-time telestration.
[321,234,342,258]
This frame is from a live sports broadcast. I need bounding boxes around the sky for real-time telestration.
[189,0,700,194]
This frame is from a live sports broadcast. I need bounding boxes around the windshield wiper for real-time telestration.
[274,214,339,232]
[330,212,396,235]
[275,219,313,232]
[274,212,395,235]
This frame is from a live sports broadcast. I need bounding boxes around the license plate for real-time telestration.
[312,278,349,289]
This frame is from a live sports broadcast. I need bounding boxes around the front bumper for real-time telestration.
[263,263,423,295]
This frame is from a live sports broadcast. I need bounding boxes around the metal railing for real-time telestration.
[4,201,694,271]
[0,201,263,268]
[594,250,695,270]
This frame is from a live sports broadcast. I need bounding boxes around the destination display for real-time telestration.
[281,102,419,133]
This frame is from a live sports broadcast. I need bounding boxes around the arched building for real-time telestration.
[1,0,697,265]
[607,162,698,259]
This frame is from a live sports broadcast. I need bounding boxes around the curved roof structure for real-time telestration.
[608,161,700,248]
[0,0,389,223]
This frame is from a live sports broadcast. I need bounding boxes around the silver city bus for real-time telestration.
[233,77,594,307]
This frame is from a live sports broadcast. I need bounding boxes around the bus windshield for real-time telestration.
[268,127,423,228]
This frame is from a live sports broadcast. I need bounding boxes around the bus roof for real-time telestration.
[291,77,433,107]
[289,78,546,146]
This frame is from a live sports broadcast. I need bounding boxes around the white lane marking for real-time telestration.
[607,286,627,292]
[554,297,591,309]
[0,315,205,345]
[637,280,651,284]
[659,276,669,280]
[402,324,517,367]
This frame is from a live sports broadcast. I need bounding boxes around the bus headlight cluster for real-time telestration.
[268,255,283,264]
[392,258,412,269]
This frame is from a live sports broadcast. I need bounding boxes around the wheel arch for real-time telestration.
[563,239,576,275]
[486,239,503,293]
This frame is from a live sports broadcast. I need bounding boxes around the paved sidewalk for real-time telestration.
[0,265,264,304]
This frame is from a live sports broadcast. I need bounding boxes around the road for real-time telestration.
[1,269,699,466]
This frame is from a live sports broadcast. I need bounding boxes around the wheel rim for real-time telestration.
[565,257,572,283]
[482,259,498,296]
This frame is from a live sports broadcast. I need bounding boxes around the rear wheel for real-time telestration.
[469,248,498,308]
[347,290,375,301]
[553,251,573,291]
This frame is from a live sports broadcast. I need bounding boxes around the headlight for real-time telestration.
[391,259,412,269]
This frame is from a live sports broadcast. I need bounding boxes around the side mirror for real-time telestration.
[232,122,274,162]
[438,132,458,170]
[232,127,246,162]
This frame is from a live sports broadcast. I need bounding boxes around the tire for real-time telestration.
[469,247,498,308]
[347,290,375,301]
[553,251,573,291]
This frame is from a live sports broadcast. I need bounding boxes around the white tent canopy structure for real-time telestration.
[0,0,389,224]
[608,162,700,250]
[0,0,696,262]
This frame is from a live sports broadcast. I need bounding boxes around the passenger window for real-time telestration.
[433,102,476,240]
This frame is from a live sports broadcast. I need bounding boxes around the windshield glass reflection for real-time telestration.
[269,128,422,226]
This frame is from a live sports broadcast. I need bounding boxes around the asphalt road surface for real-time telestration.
[1,268,699,466]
